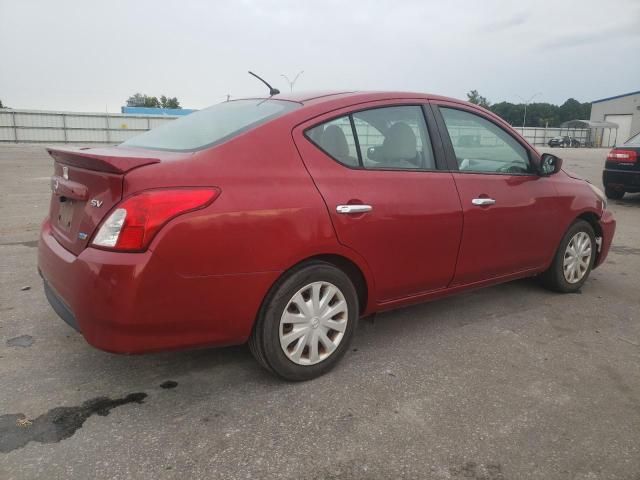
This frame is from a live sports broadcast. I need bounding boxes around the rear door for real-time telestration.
[432,102,561,286]
[293,101,463,302]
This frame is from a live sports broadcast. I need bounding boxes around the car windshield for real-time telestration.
[121,99,299,151]
[624,132,640,146]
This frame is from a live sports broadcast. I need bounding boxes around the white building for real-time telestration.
[590,90,640,146]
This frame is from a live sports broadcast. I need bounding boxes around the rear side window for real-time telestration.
[122,99,299,152]
[440,107,532,174]
[306,116,359,167]
[305,105,436,170]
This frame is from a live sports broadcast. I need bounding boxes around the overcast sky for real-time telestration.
[1,0,639,112]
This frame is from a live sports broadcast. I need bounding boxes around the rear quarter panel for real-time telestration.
[124,122,330,273]
[123,118,376,314]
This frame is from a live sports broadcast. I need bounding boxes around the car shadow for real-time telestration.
[63,277,557,391]
[613,192,640,208]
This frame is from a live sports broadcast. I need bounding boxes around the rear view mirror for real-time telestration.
[540,153,563,176]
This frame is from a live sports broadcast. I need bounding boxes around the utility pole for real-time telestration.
[281,71,304,92]
[516,92,541,130]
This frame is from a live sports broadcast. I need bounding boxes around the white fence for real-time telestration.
[0,108,600,148]
[0,109,178,143]
[513,127,590,146]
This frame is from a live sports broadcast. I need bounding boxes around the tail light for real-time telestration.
[92,188,220,251]
[607,149,637,164]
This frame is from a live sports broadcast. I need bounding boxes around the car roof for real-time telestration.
[246,90,466,106]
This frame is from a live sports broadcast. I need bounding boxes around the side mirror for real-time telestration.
[539,153,563,176]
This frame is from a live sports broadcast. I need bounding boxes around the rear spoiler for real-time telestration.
[47,147,161,174]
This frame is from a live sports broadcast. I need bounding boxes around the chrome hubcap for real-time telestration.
[563,232,592,284]
[279,281,348,366]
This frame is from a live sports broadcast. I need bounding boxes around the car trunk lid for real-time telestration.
[47,146,162,255]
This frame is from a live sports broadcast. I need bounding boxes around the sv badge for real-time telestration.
[90,199,104,208]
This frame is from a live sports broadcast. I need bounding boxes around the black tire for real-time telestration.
[605,186,625,200]
[249,261,359,381]
[539,220,596,293]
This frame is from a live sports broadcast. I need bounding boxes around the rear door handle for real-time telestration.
[471,198,496,206]
[336,204,373,214]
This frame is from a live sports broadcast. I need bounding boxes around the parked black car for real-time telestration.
[602,132,640,199]
[548,136,581,148]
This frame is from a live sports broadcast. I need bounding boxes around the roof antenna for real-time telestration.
[248,71,280,96]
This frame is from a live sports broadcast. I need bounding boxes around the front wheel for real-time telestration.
[249,261,359,381]
[540,220,596,293]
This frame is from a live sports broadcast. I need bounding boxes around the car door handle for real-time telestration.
[336,204,373,214]
[471,198,496,206]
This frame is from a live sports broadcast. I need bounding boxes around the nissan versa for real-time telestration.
[38,91,616,380]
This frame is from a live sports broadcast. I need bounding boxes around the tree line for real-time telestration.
[466,90,591,128]
[126,93,181,109]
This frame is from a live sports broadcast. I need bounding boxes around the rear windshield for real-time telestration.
[121,99,299,151]
[624,132,640,146]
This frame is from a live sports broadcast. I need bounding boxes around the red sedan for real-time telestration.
[38,91,616,380]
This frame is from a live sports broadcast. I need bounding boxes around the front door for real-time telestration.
[433,103,561,286]
[293,102,463,302]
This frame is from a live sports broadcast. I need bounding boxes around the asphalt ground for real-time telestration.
[1,144,639,480]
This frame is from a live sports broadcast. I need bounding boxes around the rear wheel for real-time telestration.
[249,261,358,381]
[540,220,596,293]
[605,186,625,200]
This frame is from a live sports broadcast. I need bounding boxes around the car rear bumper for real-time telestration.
[38,219,279,354]
[603,169,640,192]
[42,277,80,332]
[595,209,615,268]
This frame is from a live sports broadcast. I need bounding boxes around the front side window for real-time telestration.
[122,99,299,151]
[440,107,532,174]
[305,105,436,170]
